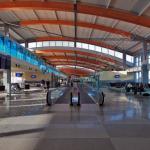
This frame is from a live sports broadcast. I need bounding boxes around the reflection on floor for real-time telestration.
[1,88,150,150]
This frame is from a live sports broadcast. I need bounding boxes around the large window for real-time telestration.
[68,42,74,47]
[126,55,134,63]
[135,56,142,67]
[95,46,101,52]
[50,41,55,46]
[139,56,142,66]
[115,51,123,59]
[24,41,134,61]
[148,55,150,64]
[37,42,43,47]
[135,57,138,66]
[102,48,108,54]
[43,41,49,47]
[89,44,95,51]
[56,41,63,47]
[28,42,36,48]
[149,71,150,83]
[135,71,142,83]
[20,43,25,47]
[82,43,89,49]
[109,49,115,56]
[77,42,82,48]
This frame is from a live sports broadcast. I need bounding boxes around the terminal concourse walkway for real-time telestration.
[56,86,95,104]
[1,88,150,149]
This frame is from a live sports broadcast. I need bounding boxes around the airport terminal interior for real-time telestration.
[0,0,150,150]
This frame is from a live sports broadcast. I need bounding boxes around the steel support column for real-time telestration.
[4,24,10,37]
[4,24,11,99]
[25,42,28,48]
[141,41,148,84]
[74,0,77,72]
[123,52,126,70]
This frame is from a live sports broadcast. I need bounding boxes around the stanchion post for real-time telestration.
[70,92,73,106]
[77,92,80,106]
[99,92,104,106]
[46,90,52,106]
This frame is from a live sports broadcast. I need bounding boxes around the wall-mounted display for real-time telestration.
[114,74,120,78]
[16,73,23,77]
[31,75,36,78]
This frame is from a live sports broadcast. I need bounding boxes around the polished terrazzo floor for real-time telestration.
[0,88,150,150]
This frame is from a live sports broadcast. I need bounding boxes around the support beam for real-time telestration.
[25,42,28,48]
[4,24,10,37]
[9,27,26,41]
[142,41,148,62]
[0,1,150,27]
[139,1,150,16]
[19,20,131,38]
[74,0,77,70]
[35,49,118,64]
[106,0,112,8]
[43,55,115,67]
[54,62,99,70]
[53,61,106,70]
[74,1,77,48]
[59,67,93,76]
[0,19,25,41]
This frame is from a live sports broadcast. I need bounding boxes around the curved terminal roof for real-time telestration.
[0,0,149,76]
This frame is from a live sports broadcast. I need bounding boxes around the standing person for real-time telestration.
[134,84,138,95]
[139,83,144,95]
[71,81,73,87]
[46,81,50,90]
[41,80,45,86]
[126,83,132,92]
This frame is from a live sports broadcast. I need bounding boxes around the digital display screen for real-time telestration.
[16,73,23,77]
[114,74,120,78]
[31,75,36,78]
